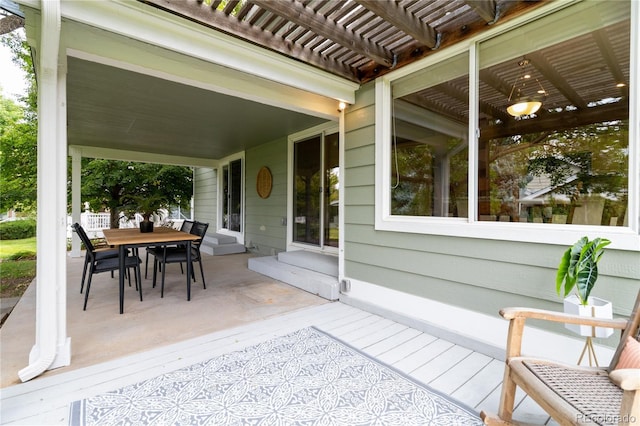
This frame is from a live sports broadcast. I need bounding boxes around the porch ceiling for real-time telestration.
[66,57,328,160]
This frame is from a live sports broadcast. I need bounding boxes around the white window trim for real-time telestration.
[375,0,640,251]
[216,151,245,245]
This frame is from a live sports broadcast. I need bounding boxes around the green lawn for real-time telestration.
[0,237,36,259]
[1,237,37,298]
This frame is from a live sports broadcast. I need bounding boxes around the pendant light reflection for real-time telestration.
[507,59,546,118]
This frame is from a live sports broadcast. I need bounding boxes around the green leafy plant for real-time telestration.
[556,236,611,306]
[123,194,166,222]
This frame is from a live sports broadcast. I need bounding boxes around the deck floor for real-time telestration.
[1,300,554,425]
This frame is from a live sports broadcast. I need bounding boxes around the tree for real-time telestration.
[0,30,37,214]
[80,159,193,229]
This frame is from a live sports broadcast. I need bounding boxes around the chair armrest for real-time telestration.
[500,307,628,329]
[499,307,627,359]
[609,369,640,391]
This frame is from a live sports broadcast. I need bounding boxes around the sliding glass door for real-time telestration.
[293,132,339,249]
[222,158,242,233]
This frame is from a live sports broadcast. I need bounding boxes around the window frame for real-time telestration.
[374,0,639,250]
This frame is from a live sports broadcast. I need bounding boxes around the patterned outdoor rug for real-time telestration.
[69,327,482,425]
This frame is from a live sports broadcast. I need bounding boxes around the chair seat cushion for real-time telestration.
[616,336,640,369]
[509,358,621,424]
[94,249,119,261]
[94,255,140,273]
[149,246,200,262]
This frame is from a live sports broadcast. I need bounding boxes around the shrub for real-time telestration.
[0,219,37,240]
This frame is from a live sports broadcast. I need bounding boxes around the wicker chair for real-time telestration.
[481,290,640,425]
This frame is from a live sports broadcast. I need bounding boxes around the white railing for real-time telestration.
[84,213,111,230]
[67,210,176,239]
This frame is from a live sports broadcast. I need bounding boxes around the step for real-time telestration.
[248,256,339,301]
[277,251,338,277]
[200,233,246,256]
[205,233,238,245]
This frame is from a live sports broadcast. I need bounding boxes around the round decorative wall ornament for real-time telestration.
[256,166,273,199]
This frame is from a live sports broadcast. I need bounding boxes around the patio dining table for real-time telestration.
[102,227,202,314]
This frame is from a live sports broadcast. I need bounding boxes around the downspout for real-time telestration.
[18,0,62,382]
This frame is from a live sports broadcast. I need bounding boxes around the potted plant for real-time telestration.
[124,195,167,233]
[556,236,613,337]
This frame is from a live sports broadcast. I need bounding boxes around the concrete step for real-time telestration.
[205,233,238,245]
[201,233,246,256]
[248,256,339,301]
[205,243,246,256]
[277,251,338,277]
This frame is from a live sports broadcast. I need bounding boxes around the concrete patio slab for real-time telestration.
[0,251,326,388]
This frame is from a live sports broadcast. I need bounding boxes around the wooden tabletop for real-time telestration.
[103,227,201,246]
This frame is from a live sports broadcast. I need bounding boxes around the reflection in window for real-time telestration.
[478,8,630,226]
[390,53,469,217]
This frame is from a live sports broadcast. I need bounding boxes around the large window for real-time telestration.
[478,5,629,226]
[391,53,469,218]
[376,0,637,248]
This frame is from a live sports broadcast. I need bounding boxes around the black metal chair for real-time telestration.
[145,220,194,279]
[151,221,209,298]
[72,223,119,293]
[72,223,142,310]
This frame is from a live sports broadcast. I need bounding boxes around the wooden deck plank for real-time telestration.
[411,344,473,384]
[513,395,553,425]
[376,332,438,365]
[392,338,454,373]
[329,315,393,340]
[452,358,504,409]
[361,326,423,357]
[349,321,408,349]
[428,351,493,395]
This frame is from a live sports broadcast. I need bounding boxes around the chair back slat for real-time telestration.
[609,290,640,370]
[180,220,194,234]
[72,223,95,253]
[190,221,209,239]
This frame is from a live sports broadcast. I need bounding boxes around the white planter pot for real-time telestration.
[563,295,613,338]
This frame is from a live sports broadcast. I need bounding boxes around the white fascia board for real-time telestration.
[70,145,217,169]
[54,0,358,104]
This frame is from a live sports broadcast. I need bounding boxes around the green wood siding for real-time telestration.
[194,167,216,234]
[245,138,289,256]
[343,82,640,344]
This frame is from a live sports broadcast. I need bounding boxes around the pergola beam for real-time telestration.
[141,0,358,81]
[250,0,395,68]
[527,51,589,110]
[354,0,440,49]
[464,0,500,24]
[592,28,629,99]
[481,102,628,141]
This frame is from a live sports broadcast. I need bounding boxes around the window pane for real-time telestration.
[390,53,469,217]
[294,136,321,244]
[478,10,629,225]
[324,133,339,248]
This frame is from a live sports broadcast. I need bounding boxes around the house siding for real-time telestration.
[245,138,289,256]
[194,167,216,236]
[342,82,639,342]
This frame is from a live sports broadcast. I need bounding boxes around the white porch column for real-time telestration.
[338,107,345,283]
[19,0,71,382]
[69,146,82,257]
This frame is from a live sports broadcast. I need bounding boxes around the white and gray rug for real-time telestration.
[69,327,482,425]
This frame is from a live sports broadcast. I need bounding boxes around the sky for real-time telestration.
[0,36,27,102]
